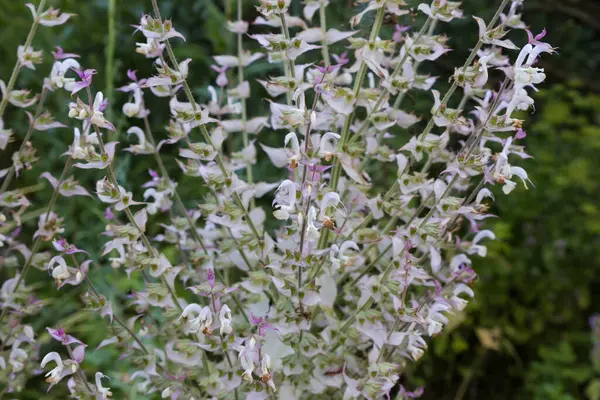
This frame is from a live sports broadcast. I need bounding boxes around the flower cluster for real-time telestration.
[0,0,554,398]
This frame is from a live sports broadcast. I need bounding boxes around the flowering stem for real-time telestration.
[0,86,49,194]
[318,5,386,250]
[66,344,94,394]
[329,4,512,266]
[70,254,165,360]
[157,33,263,245]
[347,17,433,146]
[0,155,73,329]
[140,107,209,254]
[0,0,46,119]
[344,77,509,287]
[332,79,511,342]
[237,0,254,208]
[417,0,511,143]
[85,87,184,314]
[345,0,510,188]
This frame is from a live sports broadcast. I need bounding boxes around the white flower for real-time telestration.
[273,180,297,220]
[41,352,67,385]
[306,206,320,242]
[238,340,256,382]
[260,354,276,392]
[219,304,233,335]
[318,132,340,160]
[95,372,113,399]
[330,241,360,270]
[418,1,463,22]
[49,256,71,281]
[178,303,213,334]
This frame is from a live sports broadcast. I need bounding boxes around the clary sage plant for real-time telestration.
[0,0,554,398]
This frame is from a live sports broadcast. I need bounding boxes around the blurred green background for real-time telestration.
[1,0,599,398]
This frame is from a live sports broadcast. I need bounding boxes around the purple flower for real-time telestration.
[127,69,138,82]
[46,327,83,346]
[207,269,215,288]
[104,207,114,220]
[52,238,89,255]
[526,28,547,45]
[515,128,527,139]
[52,46,80,60]
[331,51,349,66]
[70,68,97,95]
[393,24,411,43]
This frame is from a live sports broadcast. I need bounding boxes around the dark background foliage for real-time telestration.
[0,0,599,398]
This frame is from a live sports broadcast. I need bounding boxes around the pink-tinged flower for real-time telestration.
[70,68,96,95]
[104,207,114,220]
[52,237,89,255]
[393,24,411,42]
[332,51,349,66]
[73,141,118,170]
[207,268,215,288]
[26,110,67,131]
[418,1,463,22]
[17,45,43,70]
[52,46,80,60]
[72,344,86,364]
[515,128,527,139]
[73,91,115,131]
[127,69,138,82]
[250,314,273,336]
[46,327,83,345]
[34,211,64,240]
[41,172,91,197]
[95,177,144,211]
[0,81,38,108]
[134,14,185,42]
[526,28,547,45]
[26,4,75,27]
[211,64,229,87]
[135,38,166,58]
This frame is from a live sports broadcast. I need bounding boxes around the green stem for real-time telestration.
[157,17,263,245]
[320,5,386,250]
[85,87,183,314]
[141,108,208,254]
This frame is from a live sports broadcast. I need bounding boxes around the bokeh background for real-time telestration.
[1,0,599,398]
